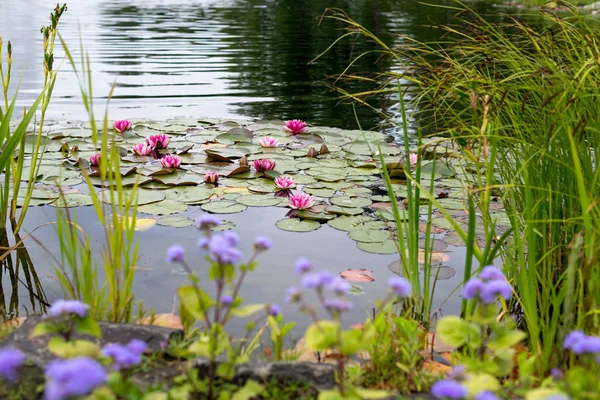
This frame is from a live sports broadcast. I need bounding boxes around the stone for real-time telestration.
[0,316,183,368]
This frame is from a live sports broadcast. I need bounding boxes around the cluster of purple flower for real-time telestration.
[463,266,512,304]
[564,330,600,356]
[431,366,499,399]
[102,339,148,370]
[166,215,272,266]
[45,357,107,400]
[44,299,90,319]
[0,348,25,382]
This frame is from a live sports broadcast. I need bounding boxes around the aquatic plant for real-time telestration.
[89,152,101,166]
[274,176,294,190]
[204,171,219,184]
[113,119,131,133]
[258,136,278,148]
[288,192,314,210]
[283,119,307,134]
[132,143,153,156]
[146,133,170,149]
[160,154,181,169]
[253,158,276,172]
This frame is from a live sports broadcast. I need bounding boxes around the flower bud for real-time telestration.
[239,155,248,166]
[306,147,318,158]
[319,144,330,155]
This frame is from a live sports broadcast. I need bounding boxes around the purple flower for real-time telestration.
[564,330,585,350]
[46,300,89,318]
[102,340,145,370]
[294,258,312,275]
[327,277,350,295]
[431,380,468,399]
[463,278,483,299]
[268,304,281,317]
[323,298,353,313]
[475,392,499,400]
[301,271,333,290]
[572,336,600,355]
[550,368,563,380]
[208,234,242,264]
[388,276,412,298]
[166,245,185,263]
[195,215,221,230]
[285,287,301,304]
[448,365,466,381]
[0,348,25,382]
[197,237,210,249]
[479,266,505,281]
[479,279,512,304]
[254,236,272,252]
[44,357,107,400]
[220,295,234,305]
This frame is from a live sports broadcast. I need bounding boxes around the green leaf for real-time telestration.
[178,285,215,319]
[75,316,102,338]
[305,320,340,351]
[216,362,236,380]
[436,316,478,348]
[525,389,570,400]
[317,390,345,400]
[355,389,392,399]
[275,218,321,232]
[31,322,53,338]
[231,380,264,400]
[488,330,526,351]
[462,373,499,397]
[231,303,265,317]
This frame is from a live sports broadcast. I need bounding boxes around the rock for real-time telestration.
[0,316,183,368]
[193,358,336,390]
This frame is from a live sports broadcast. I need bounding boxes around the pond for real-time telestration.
[0,0,513,337]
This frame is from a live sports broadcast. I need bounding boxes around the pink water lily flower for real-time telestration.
[132,143,153,156]
[274,176,295,190]
[204,171,219,184]
[409,153,417,166]
[161,154,181,168]
[114,119,132,133]
[284,119,307,135]
[288,192,314,210]
[259,137,278,148]
[90,152,101,166]
[253,158,277,172]
[146,134,171,149]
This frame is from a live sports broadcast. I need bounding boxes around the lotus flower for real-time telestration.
[90,152,101,166]
[132,143,153,156]
[204,171,219,184]
[114,119,131,133]
[146,134,171,149]
[288,192,314,210]
[160,154,181,168]
[253,158,276,172]
[274,176,294,190]
[409,153,417,166]
[284,119,307,135]
[259,137,278,148]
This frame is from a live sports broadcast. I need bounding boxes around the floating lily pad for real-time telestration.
[157,216,194,228]
[357,239,398,254]
[236,195,281,207]
[348,229,390,243]
[165,186,213,204]
[294,211,336,221]
[418,238,449,251]
[326,206,365,216]
[201,201,247,214]
[388,260,456,280]
[213,220,236,231]
[330,196,372,208]
[275,218,321,232]
[48,193,94,208]
[304,187,336,198]
[138,200,189,215]
[340,269,375,283]
[327,215,375,231]
[98,189,165,206]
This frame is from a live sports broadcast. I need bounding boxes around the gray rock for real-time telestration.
[0,316,183,368]
[193,358,336,390]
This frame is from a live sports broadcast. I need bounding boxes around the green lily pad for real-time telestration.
[201,201,247,214]
[357,239,398,254]
[165,186,213,204]
[388,260,456,280]
[48,193,94,208]
[275,218,321,232]
[348,229,390,243]
[294,211,336,221]
[98,189,165,206]
[236,195,281,207]
[326,206,364,216]
[157,216,194,228]
[327,215,375,231]
[418,238,449,251]
[213,220,236,231]
[138,200,189,215]
[330,196,372,208]
[304,187,336,198]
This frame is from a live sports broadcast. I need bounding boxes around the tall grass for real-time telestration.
[50,35,141,323]
[323,2,600,373]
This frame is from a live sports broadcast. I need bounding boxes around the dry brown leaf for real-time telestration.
[422,360,452,375]
[138,313,183,330]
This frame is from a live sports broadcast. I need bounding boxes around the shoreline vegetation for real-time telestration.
[1,1,600,399]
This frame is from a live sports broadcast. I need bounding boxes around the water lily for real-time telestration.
[306,147,318,158]
[253,158,276,172]
[89,152,101,167]
[160,154,181,168]
[114,119,131,133]
[146,134,171,149]
[274,176,294,190]
[204,171,219,184]
[132,143,153,156]
[409,153,417,166]
[288,192,314,210]
[284,119,307,135]
[259,137,278,148]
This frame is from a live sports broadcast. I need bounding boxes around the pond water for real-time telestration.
[0,0,511,336]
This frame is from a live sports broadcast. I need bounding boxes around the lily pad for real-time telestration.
[98,189,165,206]
[357,239,398,254]
[348,229,390,243]
[201,201,247,214]
[48,193,94,208]
[275,218,321,232]
[294,211,336,221]
[327,215,375,231]
[157,216,194,228]
[330,196,372,208]
[236,195,281,207]
[213,220,236,231]
[340,269,375,283]
[388,260,456,280]
[326,206,364,216]
[138,200,189,215]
